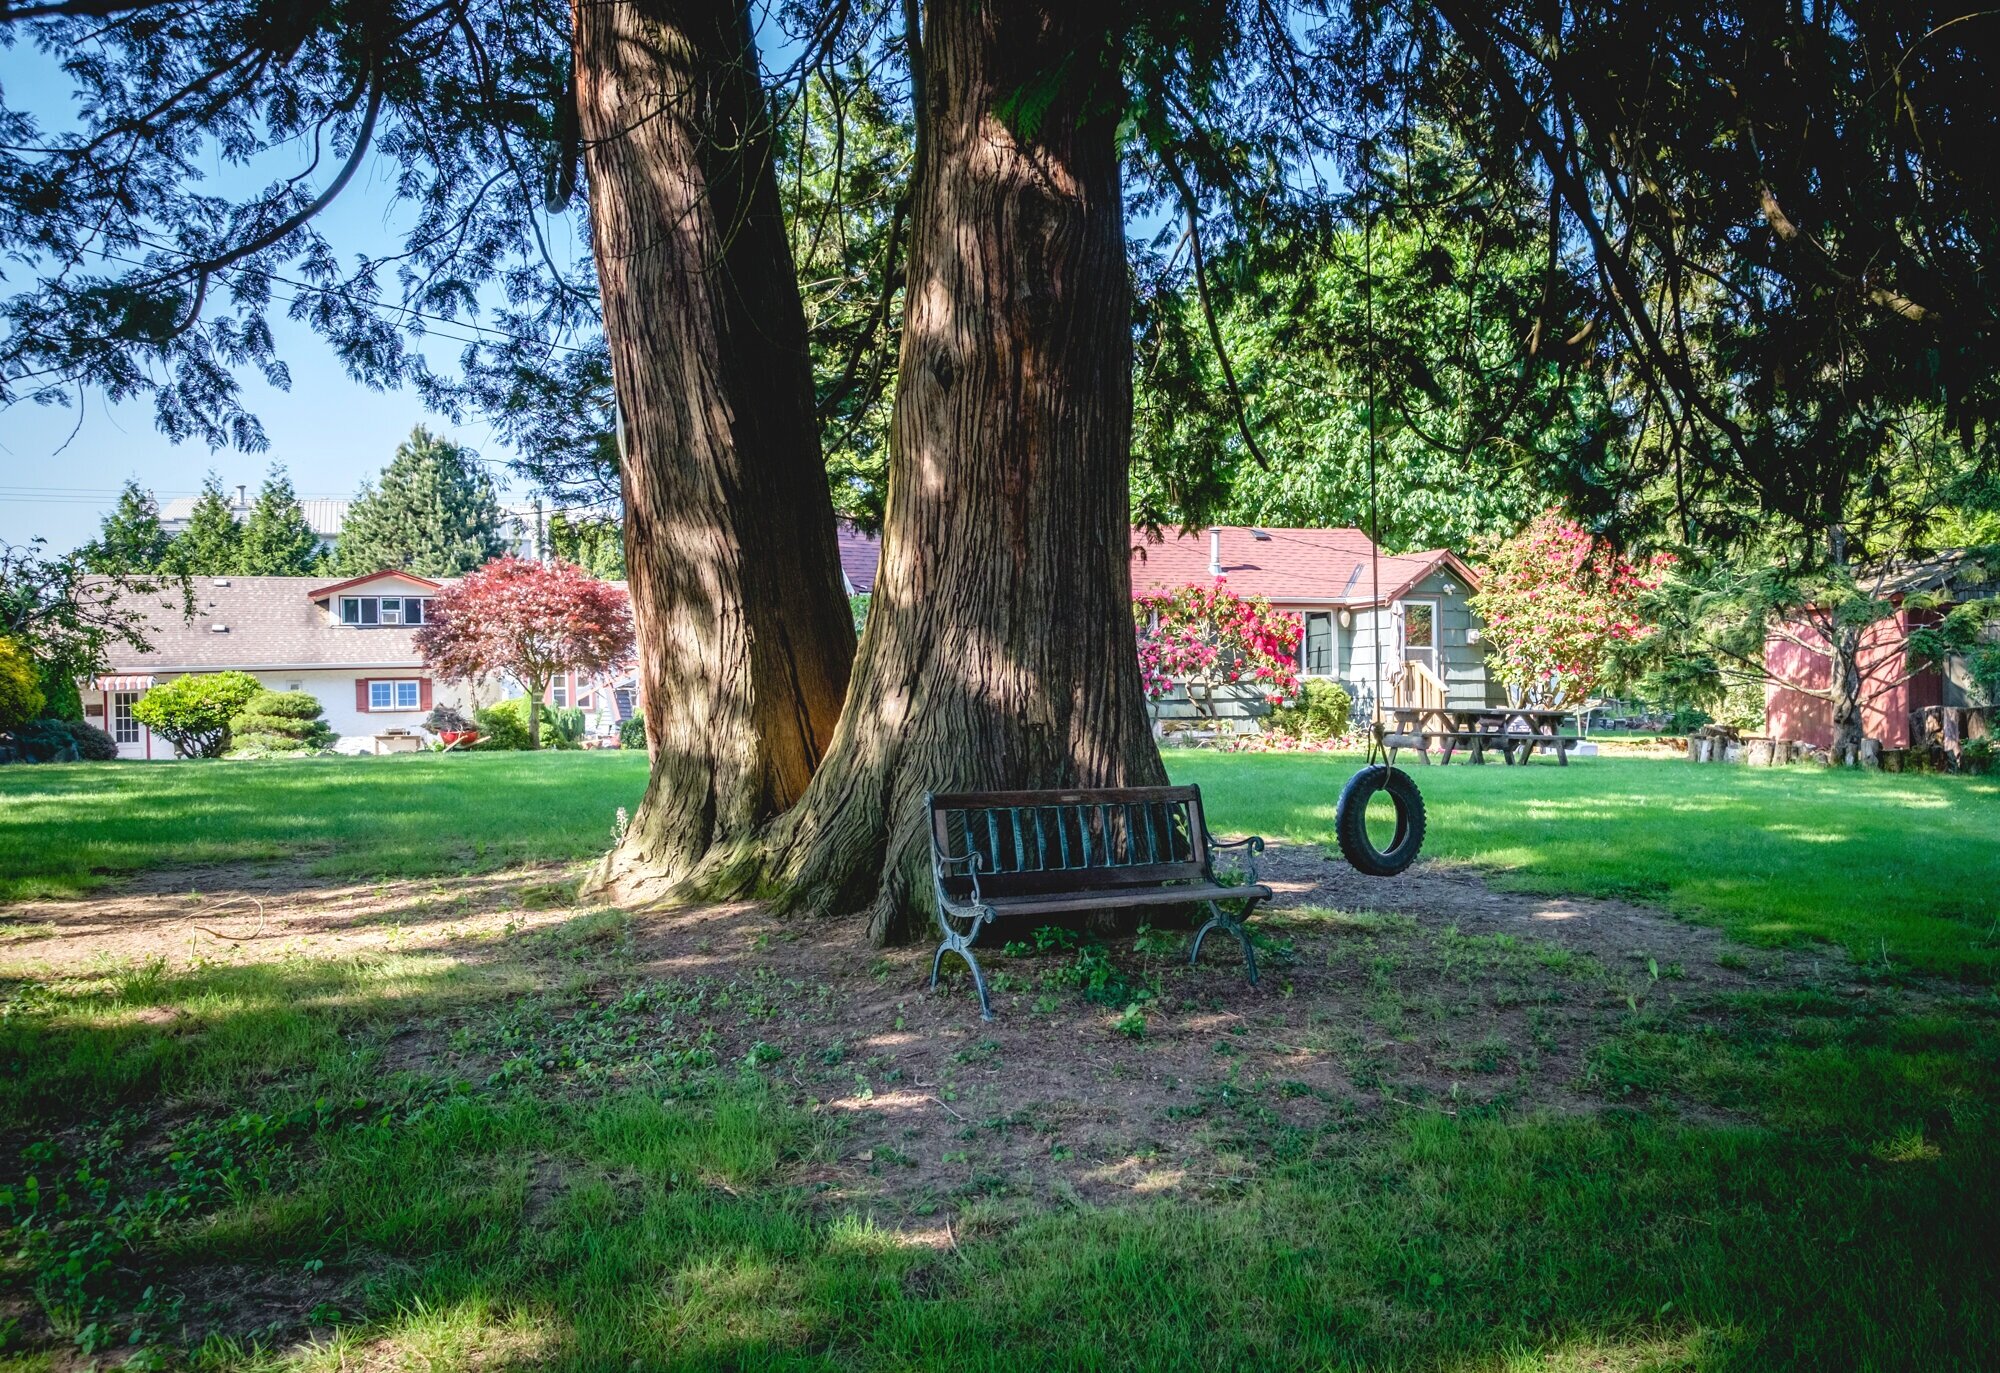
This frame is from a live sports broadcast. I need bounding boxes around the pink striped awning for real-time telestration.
[93,675,155,692]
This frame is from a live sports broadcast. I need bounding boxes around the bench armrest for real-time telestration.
[932,848,987,910]
[1206,833,1265,886]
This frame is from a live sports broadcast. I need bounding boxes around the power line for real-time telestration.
[24,211,600,358]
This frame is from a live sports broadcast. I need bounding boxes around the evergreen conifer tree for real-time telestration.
[333,426,506,576]
[171,473,245,574]
[80,480,173,574]
[236,468,324,575]
[547,511,625,579]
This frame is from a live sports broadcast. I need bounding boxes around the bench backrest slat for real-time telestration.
[929,786,1209,898]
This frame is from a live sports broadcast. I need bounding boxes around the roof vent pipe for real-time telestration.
[1208,526,1223,578]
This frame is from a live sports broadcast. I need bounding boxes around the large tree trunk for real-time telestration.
[576,0,856,903]
[751,0,1166,944]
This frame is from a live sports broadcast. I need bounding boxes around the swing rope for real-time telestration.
[1330,58,1427,882]
[1363,135,1386,767]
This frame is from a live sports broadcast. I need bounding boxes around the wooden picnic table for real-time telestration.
[1383,706,1581,766]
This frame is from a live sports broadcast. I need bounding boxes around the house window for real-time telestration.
[368,680,421,711]
[340,596,429,626]
[1301,613,1335,676]
[112,691,141,744]
[552,675,568,708]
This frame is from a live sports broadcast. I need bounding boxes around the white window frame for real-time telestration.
[1298,611,1338,678]
[1397,598,1440,675]
[366,679,423,711]
[341,594,429,627]
[552,675,568,708]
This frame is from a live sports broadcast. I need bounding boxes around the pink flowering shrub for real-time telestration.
[1134,583,1303,718]
[1468,510,1670,707]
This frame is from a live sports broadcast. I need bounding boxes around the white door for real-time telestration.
[1398,600,1438,676]
[110,690,149,759]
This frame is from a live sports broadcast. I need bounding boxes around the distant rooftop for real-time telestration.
[157,487,539,554]
[159,490,351,542]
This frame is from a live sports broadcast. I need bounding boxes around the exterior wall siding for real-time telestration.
[1764,611,1926,750]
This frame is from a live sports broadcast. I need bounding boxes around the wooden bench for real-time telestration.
[926,786,1272,1019]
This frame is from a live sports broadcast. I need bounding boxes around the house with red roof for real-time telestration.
[1130,525,1491,719]
[838,522,1493,722]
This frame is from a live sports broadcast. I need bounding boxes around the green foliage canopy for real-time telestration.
[79,481,174,575]
[333,427,507,577]
[0,637,47,731]
[172,474,245,576]
[235,470,323,576]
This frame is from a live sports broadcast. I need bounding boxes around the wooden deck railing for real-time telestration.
[1389,659,1449,713]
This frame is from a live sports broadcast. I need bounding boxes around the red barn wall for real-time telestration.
[1763,611,1924,750]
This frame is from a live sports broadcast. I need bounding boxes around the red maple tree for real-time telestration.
[415,556,634,748]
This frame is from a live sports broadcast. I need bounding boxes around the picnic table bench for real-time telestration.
[927,785,1271,1019]
[1381,707,1581,766]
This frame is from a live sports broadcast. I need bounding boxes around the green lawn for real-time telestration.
[0,900,1993,1369]
[6,749,1996,977]
[0,752,651,901]
[1174,750,2000,979]
[2,752,1996,1368]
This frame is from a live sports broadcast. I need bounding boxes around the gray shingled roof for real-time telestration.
[99,576,428,672]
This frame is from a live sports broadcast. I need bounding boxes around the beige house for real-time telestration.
[85,570,636,758]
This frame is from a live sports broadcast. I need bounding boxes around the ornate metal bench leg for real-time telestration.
[931,918,995,1020]
[1190,900,1259,986]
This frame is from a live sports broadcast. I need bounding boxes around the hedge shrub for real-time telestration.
[473,700,533,750]
[131,671,261,758]
[7,717,118,762]
[227,690,335,754]
[1266,678,1355,742]
[618,715,646,750]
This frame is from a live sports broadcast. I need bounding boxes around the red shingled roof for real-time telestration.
[837,520,880,593]
[1134,526,1478,605]
[827,523,1476,604]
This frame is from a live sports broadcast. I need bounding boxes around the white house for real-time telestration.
[83,569,637,759]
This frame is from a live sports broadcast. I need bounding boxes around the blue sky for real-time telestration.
[0,36,554,551]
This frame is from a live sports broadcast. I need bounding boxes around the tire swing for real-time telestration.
[1332,157,1426,878]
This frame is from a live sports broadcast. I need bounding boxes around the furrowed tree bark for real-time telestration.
[576,0,856,903]
[749,0,1167,945]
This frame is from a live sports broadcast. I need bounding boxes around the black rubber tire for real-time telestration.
[1334,764,1427,876]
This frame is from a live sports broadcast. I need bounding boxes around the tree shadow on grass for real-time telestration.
[0,912,1994,1370]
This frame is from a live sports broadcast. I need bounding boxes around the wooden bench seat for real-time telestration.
[927,786,1270,1019]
